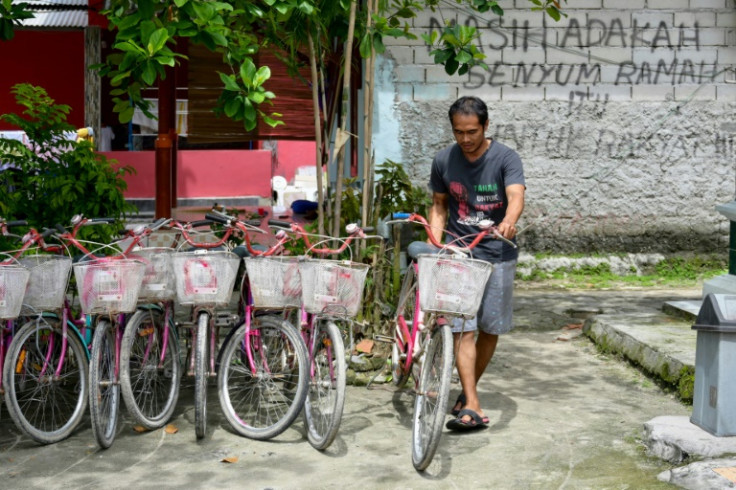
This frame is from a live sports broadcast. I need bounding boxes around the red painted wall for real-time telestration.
[105,150,273,199]
[0,31,85,130]
[273,140,316,183]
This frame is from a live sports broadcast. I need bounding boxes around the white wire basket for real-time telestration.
[131,248,175,302]
[0,264,31,319]
[73,259,146,315]
[171,250,240,306]
[417,254,493,318]
[20,255,72,314]
[298,259,370,318]
[244,256,301,308]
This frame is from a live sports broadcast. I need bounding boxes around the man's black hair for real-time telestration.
[448,96,488,126]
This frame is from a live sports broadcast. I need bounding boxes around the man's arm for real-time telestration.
[498,183,525,240]
[427,191,449,244]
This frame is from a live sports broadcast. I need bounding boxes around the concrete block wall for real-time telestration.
[375,0,736,253]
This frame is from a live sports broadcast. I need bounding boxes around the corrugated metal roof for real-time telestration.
[13,0,89,28]
[20,0,88,6]
[20,10,88,27]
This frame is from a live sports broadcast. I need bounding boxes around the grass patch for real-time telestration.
[518,253,727,289]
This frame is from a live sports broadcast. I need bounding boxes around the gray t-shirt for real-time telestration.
[429,139,525,262]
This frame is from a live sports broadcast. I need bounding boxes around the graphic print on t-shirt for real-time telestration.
[449,181,504,226]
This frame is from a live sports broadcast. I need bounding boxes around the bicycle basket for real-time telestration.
[417,254,493,318]
[131,248,175,302]
[171,250,240,306]
[73,259,146,315]
[298,259,370,318]
[20,255,72,314]
[0,264,31,319]
[244,256,301,308]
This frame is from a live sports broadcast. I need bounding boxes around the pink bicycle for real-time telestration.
[387,212,514,470]
[1,219,89,444]
[203,210,309,441]
[268,219,376,450]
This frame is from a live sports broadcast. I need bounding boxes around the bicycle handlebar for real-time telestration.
[388,212,517,250]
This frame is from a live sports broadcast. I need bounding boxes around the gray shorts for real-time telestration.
[406,242,516,335]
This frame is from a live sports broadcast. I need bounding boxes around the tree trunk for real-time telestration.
[307,28,325,236]
[332,0,358,239]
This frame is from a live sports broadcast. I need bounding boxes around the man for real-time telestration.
[426,95,525,430]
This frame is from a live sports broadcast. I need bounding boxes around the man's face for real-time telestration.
[451,113,489,159]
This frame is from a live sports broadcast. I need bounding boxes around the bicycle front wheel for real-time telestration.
[3,317,89,444]
[411,322,453,471]
[89,319,121,449]
[302,319,346,450]
[217,315,308,440]
[120,307,181,430]
[194,312,210,439]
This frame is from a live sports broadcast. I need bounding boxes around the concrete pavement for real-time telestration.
[0,285,733,489]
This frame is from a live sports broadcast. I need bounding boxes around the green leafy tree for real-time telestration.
[0,84,135,241]
[0,0,33,41]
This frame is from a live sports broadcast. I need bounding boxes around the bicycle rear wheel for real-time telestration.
[217,315,308,440]
[120,307,181,430]
[3,317,89,444]
[392,264,418,388]
[194,311,209,439]
[411,322,453,471]
[89,319,121,449]
[302,319,346,450]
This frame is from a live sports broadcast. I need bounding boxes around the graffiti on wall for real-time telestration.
[492,122,736,159]
[428,15,725,89]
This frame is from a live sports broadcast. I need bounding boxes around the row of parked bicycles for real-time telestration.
[0,206,511,471]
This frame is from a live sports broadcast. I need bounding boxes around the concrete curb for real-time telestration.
[582,312,696,401]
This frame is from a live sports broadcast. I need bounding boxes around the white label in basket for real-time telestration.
[316,294,339,305]
[143,283,166,292]
[95,270,119,294]
[189,261,215,288]
[435,292,462,306]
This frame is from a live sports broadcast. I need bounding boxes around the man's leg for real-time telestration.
[475,331,499,382]
[451,260,516,417]
[454,330,484,421]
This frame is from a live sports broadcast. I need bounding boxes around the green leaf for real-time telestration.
[433,48,454,64]
[218,72,241,92]
[147,28,169,55]
[444,58,459,75]
[456,49,472,64]
[243,98,256,122]
[248,91,265,104]
[173,0,188,7]
[372,33,385,55]
[253,65,271,87]
[359,33,372,59]
[297,1,314,15]
[208,30,228,47]
[224,96,241,118]
[239,58,257,86]
[120,106,135,123]
[546,6,561,22]
[141,62,157,85]
[111,71,131,85]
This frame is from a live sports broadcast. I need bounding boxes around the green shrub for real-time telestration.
[0,84,135,244]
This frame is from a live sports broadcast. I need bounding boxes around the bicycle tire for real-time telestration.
[89,319,121,449]
[411,322,453,471]
[120,307,181,430]
[3,318,89,444]
[194,311,209,439]
[392,264,418,388]
[217,315,308,440]
[302,319,346,450]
